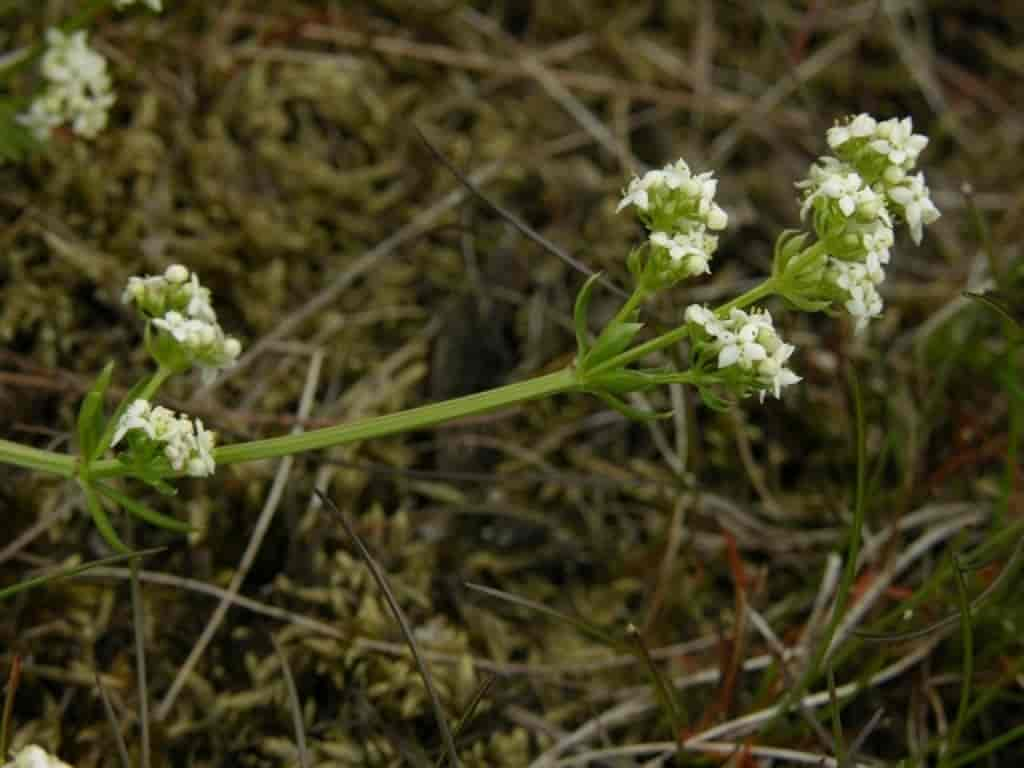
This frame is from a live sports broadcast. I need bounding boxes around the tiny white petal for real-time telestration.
[718,344,740,368]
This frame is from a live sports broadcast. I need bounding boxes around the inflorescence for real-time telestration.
[112,399,216,477]
[794,113,940,331]
[17,1,163,144]
[617,159,728,288]
[123,264,241,380]
[17,29,114,141]
[685,305,801,402]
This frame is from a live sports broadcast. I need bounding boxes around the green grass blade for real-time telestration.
[0,547,163,601]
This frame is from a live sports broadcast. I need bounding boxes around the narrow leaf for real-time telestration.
[627,624,684,753]
[0,547,163,601]
[595,392,670,421]
[95,482,193,534]
[573,272,603,360]
[82,482,130,554]
[585,321,644,368]
[77,361,115,463]
[94,372,153,460]
[591,368,663,396]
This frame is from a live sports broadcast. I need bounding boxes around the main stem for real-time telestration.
[88,367,578,473]
[0,438,76,478]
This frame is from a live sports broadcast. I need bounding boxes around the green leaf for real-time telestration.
[772,229,808,276]
[591,368,663,395]
[0,547,164,601]
[595,391,670,421]
[77,361,115,464]
[585,321,643,369]
[94,372,155,460]
[626,245,645,280]
[781,292,832,313]
[82,482,130,554]
[95,482,193,534]
[573,272,603,360]
[697,386,732,412]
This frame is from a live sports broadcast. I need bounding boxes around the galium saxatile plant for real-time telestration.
[0,114,940,554]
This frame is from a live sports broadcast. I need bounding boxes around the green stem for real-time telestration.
[587,278,778,378]
[139,365,174,401]
[0,437,76,478]
[715,277,777,316]
[611,286,648,327]
[88,368,578,473]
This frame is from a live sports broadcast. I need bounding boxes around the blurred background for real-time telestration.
[1,2,1022,766]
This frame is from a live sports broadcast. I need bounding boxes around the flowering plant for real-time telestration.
[0,114,939,554]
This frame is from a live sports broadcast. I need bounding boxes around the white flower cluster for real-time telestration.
[618,159,727,285]
[112,399,216,477]
[114,0,164,10]
[3,744,72,768]
[827,114,939,245]
[795,113,939,331]
[17,29,115,141]
[648,230,717,278]
[685,305,800,401]
[123,264,241,377]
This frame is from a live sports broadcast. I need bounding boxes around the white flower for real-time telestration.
[717,331,766,369]
[836,217,894,274]
[756,343,801,402]
[868,117,929,169]
[887,172,940,245]
[152,311,241,374]
[618,159,727,233]
[114,0,163,10]
[123,266,242,375]
[798,158,876,221]
[827,259,885,332]
[18,29,115,141]
[187,419,217,476]
[111,400,217,477]
[685,304,718,330]
[828,114,928,173]
[182,272,216,322]
[827,113,877,149]
[123,264,216,321]
[111,398,154,446]
[6,744,72,768]
[164,263,189,284]
[618,169,663,212]
[649,229,714,278]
